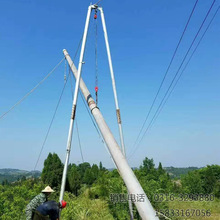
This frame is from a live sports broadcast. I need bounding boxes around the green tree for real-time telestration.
[83,168,95,185]
[200,165,219,194]
[78,162,91,177]
[68,165,81,196]
[142,157,155,172]
[41,153,63,188]
[181,170,203,194]
[158,162,165,176]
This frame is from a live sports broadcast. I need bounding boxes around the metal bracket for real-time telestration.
[116,109,121,124]
[71,104,76,120]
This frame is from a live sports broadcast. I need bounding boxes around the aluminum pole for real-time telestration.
[63,49,158,220]
[98,7,126,157]
[99,7,134,219]
[59,5,93,204]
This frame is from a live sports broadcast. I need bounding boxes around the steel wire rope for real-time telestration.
[0,58,65,120]
[33,36,84,170]
[130,0,199,152]
[128,0,216,159]
[34,70,71,171]
[67,15,106,143]
[69,66,107,146]
[68,17,113,159]
[94,0,103,5]
[69,64,113,161]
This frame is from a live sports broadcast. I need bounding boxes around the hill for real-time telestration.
[0,168,41,184]
[164,166,199,179]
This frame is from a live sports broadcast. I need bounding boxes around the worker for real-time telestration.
[25,186,54,220]
[33,200,67,220]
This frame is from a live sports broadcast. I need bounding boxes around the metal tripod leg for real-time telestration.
[98,7,134,219]
[59,5,94,204]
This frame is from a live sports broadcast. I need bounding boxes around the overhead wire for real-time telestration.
[0,57,65,120]
[128,0,217,159]
[153,5,220,127]
[131,0,199,150]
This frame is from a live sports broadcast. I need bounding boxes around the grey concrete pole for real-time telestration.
[63,49,159,220]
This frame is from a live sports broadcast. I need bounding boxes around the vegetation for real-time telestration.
[0,153,219,219]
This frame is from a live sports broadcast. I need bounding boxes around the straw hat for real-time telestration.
[42,186,55,193]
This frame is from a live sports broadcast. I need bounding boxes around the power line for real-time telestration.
[154,5,220,127]
[0,57,65,120]
[131,0,199,150]
[128,0,217,159]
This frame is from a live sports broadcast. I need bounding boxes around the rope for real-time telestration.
[0,57,65,120]
[34,35,84,170]
[94,0,103,5]
[69,65,105,145]
[128,0,217,159]
[131,0,199,152]
[68,65,112,159]
[76,120,84,163]
[34,67,70,171]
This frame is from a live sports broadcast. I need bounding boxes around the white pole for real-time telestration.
[63,49,159,220]
[99,7,126,157]
[99,7,133,219]
[59,5,93,204]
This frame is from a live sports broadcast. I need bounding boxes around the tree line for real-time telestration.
[0,153,219,219]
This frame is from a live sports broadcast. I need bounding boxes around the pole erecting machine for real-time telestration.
[59,4,159,220]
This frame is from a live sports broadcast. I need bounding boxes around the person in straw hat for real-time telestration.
[25,186,54,220]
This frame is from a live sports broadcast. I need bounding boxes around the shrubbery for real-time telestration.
[0,153,219,219]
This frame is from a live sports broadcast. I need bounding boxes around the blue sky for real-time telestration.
[0,0,219,171]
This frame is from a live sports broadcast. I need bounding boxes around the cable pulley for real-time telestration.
[94,9,98,19]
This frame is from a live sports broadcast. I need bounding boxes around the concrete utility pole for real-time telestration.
[63,49,159,220]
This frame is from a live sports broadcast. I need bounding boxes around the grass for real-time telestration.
[165,198,220,220]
